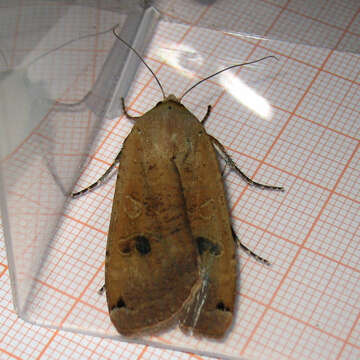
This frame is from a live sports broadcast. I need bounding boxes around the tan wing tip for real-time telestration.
[179,308,233,339]
[109,306,180,338]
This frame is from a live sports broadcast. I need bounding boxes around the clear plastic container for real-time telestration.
[1,1,358,359]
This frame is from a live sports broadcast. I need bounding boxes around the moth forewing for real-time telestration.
[105,100,204,336]
[171,109,237,337]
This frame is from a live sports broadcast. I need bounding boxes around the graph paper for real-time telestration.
[0,1,359,359]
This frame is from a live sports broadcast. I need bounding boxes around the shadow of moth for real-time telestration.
[72,28,284,339]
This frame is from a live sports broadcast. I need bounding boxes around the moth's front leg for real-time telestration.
[71,150,122,197]
[209,134,284,191]
[121,98,141,120]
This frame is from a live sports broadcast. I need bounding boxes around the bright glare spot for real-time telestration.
[224,31,265,41]
[158,44,203,79]
[220,72,272,121]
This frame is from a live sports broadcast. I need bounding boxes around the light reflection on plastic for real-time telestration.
[220,72,272,121]
[158,44,203,78]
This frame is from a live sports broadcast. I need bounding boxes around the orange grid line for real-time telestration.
[333,8,360,50]
[225,32,360,86]
[239,292,359,350]
[63,213,107,236]
[190,353,206,360]
[260,0,360,37]
[336,312,360,359]
[137,346,149,360]
[236,215,359,274]
[35,252,105,359]
[0,348,23,360]
[33,278,107,315]
[241,140,359,355]
[0,265,8,278]
[240,7,360,354]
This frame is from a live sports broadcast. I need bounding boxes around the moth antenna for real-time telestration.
[113,26,166,100]
[27,25,116,68]
[180,55,278,101]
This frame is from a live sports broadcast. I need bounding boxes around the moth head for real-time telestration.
[165,94,180,102]
[156,94,183,108]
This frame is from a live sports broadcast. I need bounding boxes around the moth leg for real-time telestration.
[71,150,122,198]
[209,135,284,191]
[201,105,212,124]
[121,97,140,120]
[231,227,270,265]
[98,284,105,295]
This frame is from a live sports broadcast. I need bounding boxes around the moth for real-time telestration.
[72,29,283,338]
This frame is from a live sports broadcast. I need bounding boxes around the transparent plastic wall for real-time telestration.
[1,1,358,360]
[0,0,159,321]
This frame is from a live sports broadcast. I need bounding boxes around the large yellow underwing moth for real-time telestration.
[72,29,283,339]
